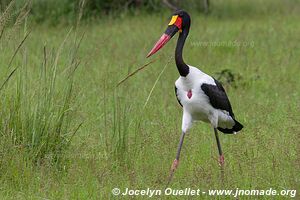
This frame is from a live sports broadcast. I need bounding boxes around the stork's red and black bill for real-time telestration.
[146,34,171,58]
[147,15,182,58]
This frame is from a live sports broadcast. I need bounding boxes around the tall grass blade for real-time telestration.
[117,59,157,87]
[143,57,172,108]
[8,31,30,68]
[0,68,17,91]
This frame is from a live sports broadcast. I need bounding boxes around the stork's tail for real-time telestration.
[218,119,243,134]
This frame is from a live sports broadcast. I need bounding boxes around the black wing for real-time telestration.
[202,79,243,134]
[174,86,183,107]
[201,78,234,117]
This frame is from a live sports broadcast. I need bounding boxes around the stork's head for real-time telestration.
[147,10,191,58]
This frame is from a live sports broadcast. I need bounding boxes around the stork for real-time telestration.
[146,10,243,172]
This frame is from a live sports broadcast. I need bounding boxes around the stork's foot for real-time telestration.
[166,159,180,187]
[171,159,179,171]
[218,154,225,166]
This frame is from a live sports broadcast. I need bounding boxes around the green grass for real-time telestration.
[0,0,299,199]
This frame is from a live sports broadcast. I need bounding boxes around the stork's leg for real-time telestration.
[166,131,186,186]
[214,128,224,166]
[166,111,191,186]
[171,110,192,171]
[171,131,186,171]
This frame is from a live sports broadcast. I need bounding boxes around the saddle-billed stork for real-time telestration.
[147,10,243,172]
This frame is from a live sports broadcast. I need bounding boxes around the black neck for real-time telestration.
[175,27,189,77]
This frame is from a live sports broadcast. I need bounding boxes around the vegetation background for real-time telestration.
[0,0,299,199]
[0,0,210,24]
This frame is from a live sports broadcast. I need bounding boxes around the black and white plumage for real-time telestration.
[147,10,243,173]
[175,69,243,134]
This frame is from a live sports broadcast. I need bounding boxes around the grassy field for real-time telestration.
[0,0,299,199]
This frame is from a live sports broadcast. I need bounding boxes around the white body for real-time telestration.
[175,66,235,133]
